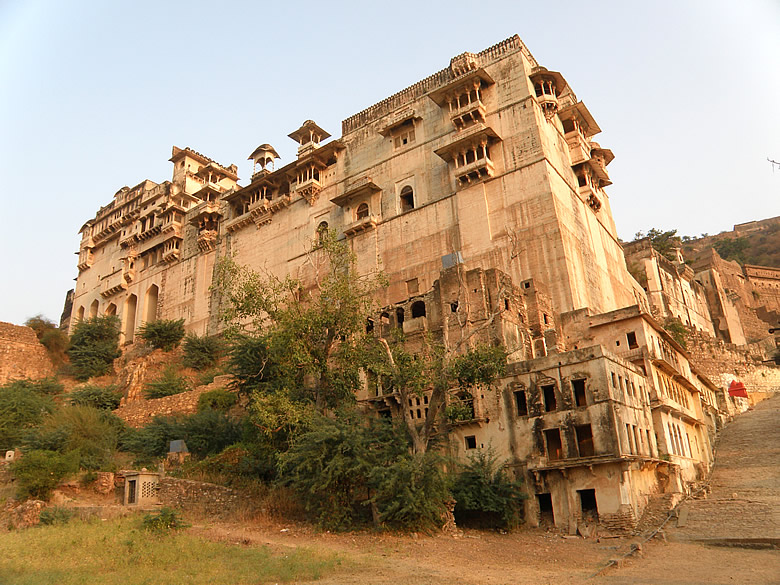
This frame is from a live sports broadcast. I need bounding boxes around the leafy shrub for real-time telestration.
[142,507,189,533]
[69,384,122,410]
[137,319,186,352]
[189,443,278,484]
[1,377,64,396]
[25,315,69,367]
[11,449,79,500]
[280,413,450,532]
[182,334,224,370]
[444,400,474,423]
[451,448,526,529]
[197,389,237,412]
[664,318,688,349]
[24,406,125,470]
[121,410,242,461]
[0,384,55,451]
[144,367,189,399]
[67,316,121,381]
[39,506,74,526]
[369,451,451,532]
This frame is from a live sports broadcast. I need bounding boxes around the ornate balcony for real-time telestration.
[294,177,322,205]
[344,215,378,237]
[197,229,218,251]
[455,157,495,185]
[100,270,126,298]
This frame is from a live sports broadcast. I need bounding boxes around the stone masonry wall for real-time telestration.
[158,477,242,517]
[685,330,780,401]
[113,382,222,427]
[0,322,54,384]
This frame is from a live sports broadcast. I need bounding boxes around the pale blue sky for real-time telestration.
[1,0,778,326]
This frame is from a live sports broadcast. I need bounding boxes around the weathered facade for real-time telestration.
[71,35,768,532]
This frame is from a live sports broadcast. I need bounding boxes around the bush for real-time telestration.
[69,384,122,410]
[197,389,237,412]
[144,367,189,399]
[142,507,189,533]
[0,383,55,451]
[24,405,125,470]
[1,377,64,396]
[25,315,69,367]
[280,413,450,532]
[11,449,79,500]
[137,319,185,352]
[39,506,74,526]
[189,443,278,484]
[451,448,526,530]
[182,334,223,370]
[121,410,242,461]
[68,316,121,381]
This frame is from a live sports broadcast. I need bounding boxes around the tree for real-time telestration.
[0,382,56,451]
[25,315,69,367]
[634,228,682,262]
[137,318,186,351]
[214,229,384,412]
[67,316,122,381]
[714,236,750,265]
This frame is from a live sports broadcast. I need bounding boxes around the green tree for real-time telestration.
[137,318,186,351]
[25,315,69,367]
[634,228,682,261]
[67,316,122,381]
[714,236,751,264]
[0,382,56,451]
[182,333,224,370]
[214,230,384,412]
[11,449,79,500]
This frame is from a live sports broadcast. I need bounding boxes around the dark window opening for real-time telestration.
[356,202,369,220]
[423,395,428,404]
[450,301,458,312]
[537,493,554,525]
[127,480,137,504]
[411,300,426,318]
[578,489,598,521]
[542,384,557,412]
[378,409,391,419]
[365,318,374,333]
[504,298,510,310]
[575,424,595,457]
[543,313,549,325]
[465,435,477,450]
[416,409,422,418]
[400,186,415,211]
[572,379,587,407]
[627,331,638,349]
[514,390,528,416]
[396,307,405,327]
[544,429,563,460]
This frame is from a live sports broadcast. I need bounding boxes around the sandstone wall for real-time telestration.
[113,383,219,427]
[0,322,54,384]
[158,477,241,517]
[685,330,780,402]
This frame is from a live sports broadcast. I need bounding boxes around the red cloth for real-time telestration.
[728,381,748,398]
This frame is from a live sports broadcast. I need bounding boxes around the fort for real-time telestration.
[68,35,779,533]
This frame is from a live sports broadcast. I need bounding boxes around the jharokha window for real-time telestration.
[356,202,369,220]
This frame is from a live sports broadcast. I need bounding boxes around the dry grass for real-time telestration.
[0,515,342,584]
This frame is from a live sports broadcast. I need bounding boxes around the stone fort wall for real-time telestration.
[0,322,54,384]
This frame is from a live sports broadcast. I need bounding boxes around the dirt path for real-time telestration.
[190,396,780,585]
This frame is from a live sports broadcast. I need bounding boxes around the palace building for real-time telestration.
[72,35,754,532]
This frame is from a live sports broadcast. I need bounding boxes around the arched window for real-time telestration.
[411,300,426,318]
[356,202,369,220]
[144,284,159,323]
[89,299,99,318]
[400,186,414,212]
[105,303,117,316]
[123,294,138,344]
[316,221,329,245]
[76,306,85,322]
[396,307,405,327]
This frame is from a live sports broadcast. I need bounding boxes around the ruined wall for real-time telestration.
[684,330,780,402]
[0,322,54,384]
[158,477,241,517]
[113,377,232,427]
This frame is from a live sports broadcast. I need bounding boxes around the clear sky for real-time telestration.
[1,0,778,327]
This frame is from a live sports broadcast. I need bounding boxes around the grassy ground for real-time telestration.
[0,515,343,585]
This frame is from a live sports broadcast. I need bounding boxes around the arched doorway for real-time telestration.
[144,285,159,323]
[123,294,137,344]
[89,299,99,318]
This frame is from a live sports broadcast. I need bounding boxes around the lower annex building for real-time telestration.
[71,35,737,532]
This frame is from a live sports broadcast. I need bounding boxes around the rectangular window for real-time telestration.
[575,424,594,457]
[627,331,638,349]
[626,424,635,454]
[542,384,557,412]
[572,379,587,407]
[544,428,563,460]
[465,435,477,450]
[514,390,528,416]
